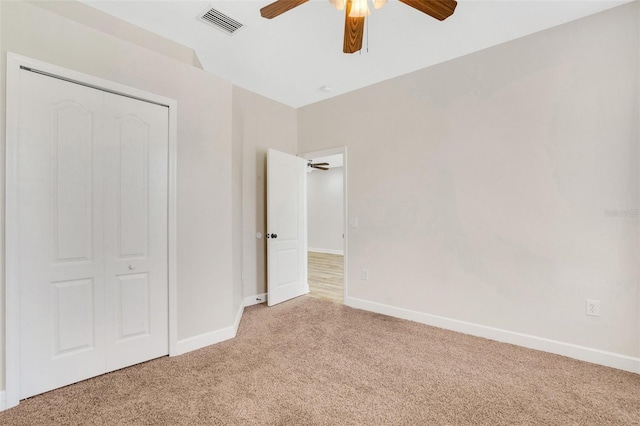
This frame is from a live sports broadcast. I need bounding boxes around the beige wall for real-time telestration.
[308,167,344,253]
[299,3,640,357]
[231,93,244,313]
[1,0,236,391]
[232,87,298,298]
[24,0,203,69]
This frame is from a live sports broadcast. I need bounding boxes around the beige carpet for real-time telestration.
[2,296,639,425]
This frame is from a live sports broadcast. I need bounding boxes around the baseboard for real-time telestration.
[174,293,269,356]
[0,390,14,412]
[308,247,344,255]
[174,323,237,356]
[233,302,244,335]
[173,297,255,357]
[244,293,267,307]
[345,296,640,375]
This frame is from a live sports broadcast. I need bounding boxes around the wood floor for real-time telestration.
[308,251,343,304]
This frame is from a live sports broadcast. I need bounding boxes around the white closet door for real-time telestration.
[18,70,107,398]
[17,69,169,399]
[102,93,168,372]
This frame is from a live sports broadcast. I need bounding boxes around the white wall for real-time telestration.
[0,0,236,392]
[232,86,298,298]
[299,3,639,361]
[307,167,344,254]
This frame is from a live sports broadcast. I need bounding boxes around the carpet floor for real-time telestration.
[1,296,639,425]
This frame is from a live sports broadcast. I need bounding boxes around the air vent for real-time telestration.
[198,7,244,35]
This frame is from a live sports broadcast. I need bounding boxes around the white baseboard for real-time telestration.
[345,296,640,375]
[174,327,236,356]
[308,248,344,255]
[173,304,244,356]
[174,294,269,356]
[172,294,264,358]
[244,293,267,307]
[233,302,244,335]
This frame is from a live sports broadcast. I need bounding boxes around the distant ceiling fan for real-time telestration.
[260,0,457,53]
[308,160,330,171]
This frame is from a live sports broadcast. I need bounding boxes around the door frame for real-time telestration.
[298,147,348,303]
[4,52,179,409]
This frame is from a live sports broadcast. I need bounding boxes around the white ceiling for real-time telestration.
[81,0,631,108]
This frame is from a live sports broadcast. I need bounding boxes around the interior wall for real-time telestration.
[298,3,640,358]
[307,167,344,253]
[24,0,203,69]
[231,93,244,313]
[232,86,298,298]
[0,0,235,392]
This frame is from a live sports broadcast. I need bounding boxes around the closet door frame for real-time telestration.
[4,52,179,410]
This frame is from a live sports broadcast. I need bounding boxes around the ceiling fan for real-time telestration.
[260,0,457,54]
[308,160,330,171]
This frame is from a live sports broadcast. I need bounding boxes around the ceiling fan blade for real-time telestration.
[343,0,365,54]
[398,0,457,21]
[260,0,309,19]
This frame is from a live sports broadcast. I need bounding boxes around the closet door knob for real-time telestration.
[129,264,136,271]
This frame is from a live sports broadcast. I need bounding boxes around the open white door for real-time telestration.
[267,149,308,306]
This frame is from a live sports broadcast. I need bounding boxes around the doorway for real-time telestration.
[300,148,347,304]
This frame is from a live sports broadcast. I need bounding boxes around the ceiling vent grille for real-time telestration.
[198,7,244,35]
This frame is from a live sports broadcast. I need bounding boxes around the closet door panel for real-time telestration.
[103,93,169,372]
[18,70,106,399]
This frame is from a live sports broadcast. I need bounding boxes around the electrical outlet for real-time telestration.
[586,299,600,317]
[361,269,369,280]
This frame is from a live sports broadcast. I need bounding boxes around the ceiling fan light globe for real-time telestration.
[373,0,387,9]
[329,0,346,11]
[348,0,370,17]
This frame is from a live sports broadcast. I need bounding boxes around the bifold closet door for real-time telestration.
[17,69,169,399]
[102,90,169,373]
